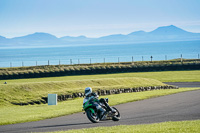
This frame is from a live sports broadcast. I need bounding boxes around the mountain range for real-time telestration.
[1,25,200,47]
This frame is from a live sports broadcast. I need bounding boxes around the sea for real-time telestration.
[0,40,200,68]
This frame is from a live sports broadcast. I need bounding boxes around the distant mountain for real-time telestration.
[0,25,200,47]
[60,35,92,42]
[10,32,61,46]
[95,25,200,43]
[128,30,147,36]
[97,34,129,42]
[0,35,13,46]
[0,36,7,42]
[12,32,58,41]
[149,25,190,35]
[146,25,200,42]
[127,25,200,42]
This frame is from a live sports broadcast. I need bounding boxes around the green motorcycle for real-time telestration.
[83,97,121,123]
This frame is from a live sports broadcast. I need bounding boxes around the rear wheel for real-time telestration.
[86,109,100,123]
[112,107,120,121]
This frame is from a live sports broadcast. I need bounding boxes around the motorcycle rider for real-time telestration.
[83,87,116,120]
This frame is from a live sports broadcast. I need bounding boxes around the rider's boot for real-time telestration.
[106,105,116,113]
[99,108,106,120]
[105,103,116,113]
[101,98,116,113]
[111,108,116,113]
[108,107,116,113]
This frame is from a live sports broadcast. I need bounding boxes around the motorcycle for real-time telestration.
[83,96,121,123]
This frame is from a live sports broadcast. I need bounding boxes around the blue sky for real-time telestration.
[0,0,200,38]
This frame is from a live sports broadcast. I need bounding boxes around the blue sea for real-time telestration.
[0,40,200,68]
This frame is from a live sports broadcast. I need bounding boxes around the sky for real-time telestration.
[0,0,200,38]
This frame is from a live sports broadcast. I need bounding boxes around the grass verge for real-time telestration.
[0,77,165,106]
[0,87,199,125]
[47,120,200,133]
[1,70,199,106]
[1,70,200,84]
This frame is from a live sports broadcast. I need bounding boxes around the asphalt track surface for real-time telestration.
[164,82,200,88]
[0,83,200,133]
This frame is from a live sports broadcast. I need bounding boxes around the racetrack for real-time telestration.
[0,83,200,133]
[164,82,200,88]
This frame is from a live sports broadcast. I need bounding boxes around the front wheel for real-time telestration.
[112,107,121,121]
[86,109,100,123]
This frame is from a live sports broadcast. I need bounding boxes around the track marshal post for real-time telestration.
[48,94,57,105]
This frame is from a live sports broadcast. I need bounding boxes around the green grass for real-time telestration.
[0,77,165,106]
[0,70,199,125]
[1,70,200,84]
[0,70,199,106]
[0,87,199,125]
[47,120,200,133]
